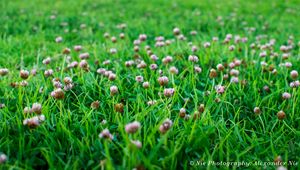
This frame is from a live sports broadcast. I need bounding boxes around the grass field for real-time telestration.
[0,0,300,169]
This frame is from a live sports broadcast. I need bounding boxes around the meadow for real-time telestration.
[0,0,300,169]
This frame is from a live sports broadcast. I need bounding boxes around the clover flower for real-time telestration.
[91,100,100,109]
[79,53,90,59]
[111,36,117,43]
[149,64,158,70]
[162,56,173,64]
[51,88,65,100]
[74,45,82,51]
[209,69,217,78]
[290,70,298,79]
[254,107,261,115]
[163,88,175,97]
[99,129,113,140]
[108,73,116,81]
[282,92,291,99]
[216,64,224,71]
[55,36,63,43]
[188,55,199,62]
[43,57,51,65]
[215,85,225,94]
[131,140,142,149]
[159,118,173,134]
[31,103,42,114]
[143,82,150,88]
[110,85,118,96]
[173,27,180,35]
[203,42,211,48]
[0,68,9,76]
[169,66,178,74]
[139,34,147,41]
[20,70,29,79]
[158,76,169,86]
[135,76,144,83]
[277,110,286,120]
[23,114,45,128]
[44,69,54,77]
[125,121,141,134]
[147,100,157,106]
[0,153,7,164]
[179,108,186,118]
[194,66,202,73]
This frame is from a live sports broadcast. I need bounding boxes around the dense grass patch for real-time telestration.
[0,0,300,169]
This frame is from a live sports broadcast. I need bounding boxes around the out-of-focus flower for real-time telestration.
[173,27,180,35]
[44,69,54,77]
[203,42,211,48]
[125,60,135,67]
[159,118,173,134]
[108,73,116,81]
[282,92,291,99]
[143,82,150,89]
[20,80,28,87]
[23,115,45,128]
[209,69,217,78]
[24,107,32,114]
[31,103,42,114]
[188,55,199,62]
[216,64,224,71]
[179,108,186,118]
[169,66,178,74]
[135,76,144,83]
[290,70,298,79]
[194,66,202,73]
[114,103,124,113]
[91,100,100,109]
[147,100,157,106]
[79,60,88,68]
[162,56,173,64]
[63,48,71,54]
[20,70,29,79]
[55,36,63,43]
[79,53,89,59]
[125,121,141,134]
[0,103,5,109]
[229,45,235,51]
[158,76,169,86]
[51,88,65,100]
[277,110,286,120]
[31,69,37,76]
[230,77,239,83]
[198,104,205,113]
[0,153,7,164]
[254,107,261,115]
[110,48,117,54]
[215,85,225,94]
[139,34,147,41]
[163,88,175,97]
[99,129,113,140]
[290,80,299,88]
[74,45,82,52]
[190,30,197,35]
[230,69,239,76]
[0,68,9,76]
[110,85,118,96]
[149,64,158,70]
[63,77,72,85]
[131,140,142,149]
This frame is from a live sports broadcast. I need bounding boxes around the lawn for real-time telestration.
[0,0,300,169]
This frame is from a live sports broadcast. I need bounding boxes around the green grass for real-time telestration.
[0,0,300,169]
